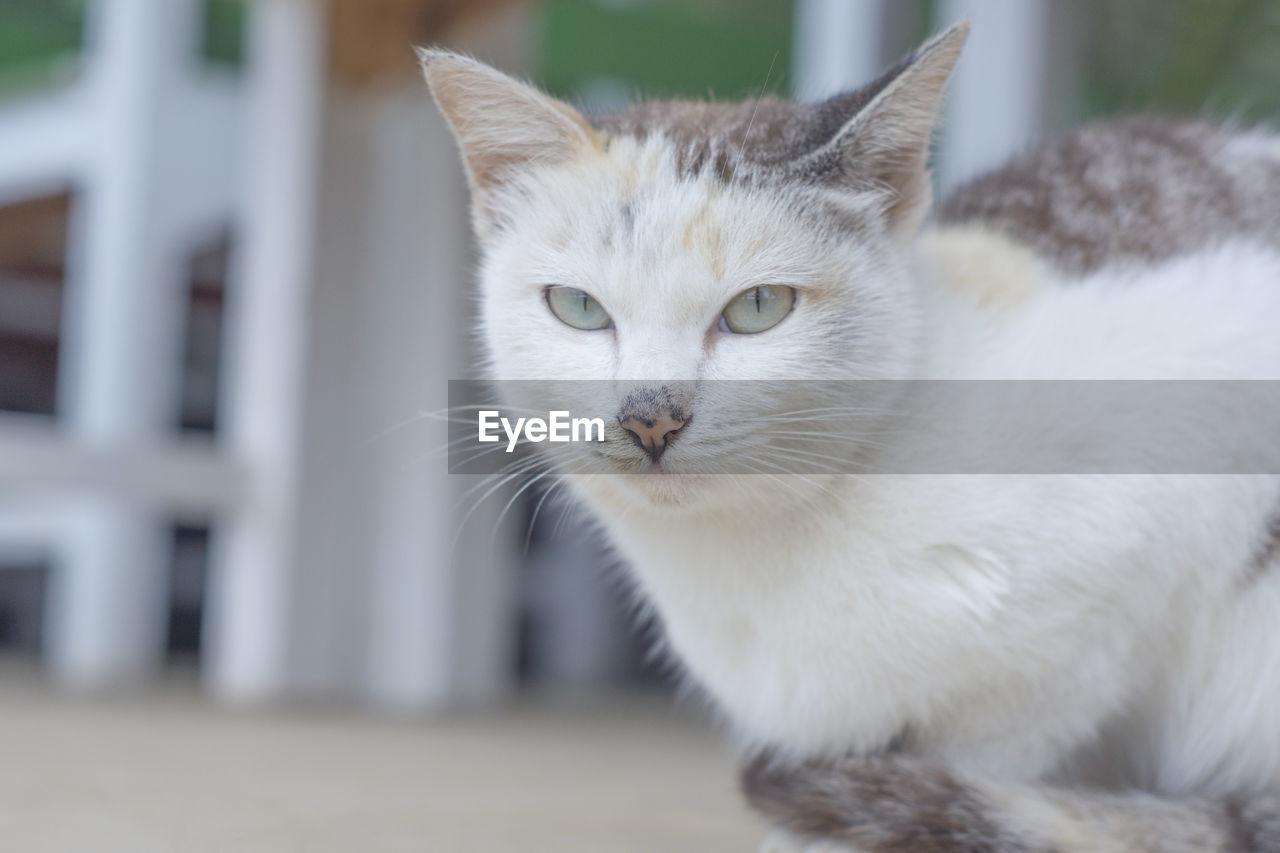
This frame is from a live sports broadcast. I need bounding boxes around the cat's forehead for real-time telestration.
[588,86,888,185]
[519,131,758,245]
[516,147,762,308]
[558,138,804,245]
[593,97,809,184]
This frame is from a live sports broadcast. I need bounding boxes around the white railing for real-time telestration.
[203,0,326,704]
[0,87,93,205]
[0,0,322,696]
[0,0,516,709]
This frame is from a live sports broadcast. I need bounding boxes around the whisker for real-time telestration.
[763,429,896,453]
[491,469,555,554]
[554,476,593,539]
[451,461,552,555]
[366,409,437,445]
[733,49,780,183]
[747,405,896,423]
[525,476,568,552]
[734,460,836,508]
[768,446,891,477]
[456,453,548,511]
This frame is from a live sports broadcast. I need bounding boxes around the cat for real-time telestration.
[420,20,1280,852]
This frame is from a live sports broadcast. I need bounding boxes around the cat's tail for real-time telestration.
[742,752,1280,852]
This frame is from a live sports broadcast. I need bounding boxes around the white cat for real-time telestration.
[422,21,1280,851]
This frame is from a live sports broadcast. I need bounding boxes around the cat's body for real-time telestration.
[594,130,1280,789]
[422,23,1280,851]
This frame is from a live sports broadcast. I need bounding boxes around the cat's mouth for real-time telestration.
[624,462,712,503]
[589,441,699,479]
[602,449,681,475]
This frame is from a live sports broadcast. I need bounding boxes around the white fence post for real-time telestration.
[46,0,204,689]
[792,0,889,101]
[356,89,513,710]
[205,0,327,703]
[0,90,92,207]
[936,0,1050,191]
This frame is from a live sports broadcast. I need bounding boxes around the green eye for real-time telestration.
[721,285,796,334]
[545,286,611,331]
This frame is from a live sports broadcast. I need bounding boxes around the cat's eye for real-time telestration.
[545,285,612,331]
[720,285,796,334]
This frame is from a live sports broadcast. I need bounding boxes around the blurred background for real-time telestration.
[0,0,1277,848]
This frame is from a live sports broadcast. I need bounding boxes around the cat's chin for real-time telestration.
[564,466,718,510]
[585,469,796,513]
[623,470,711,505]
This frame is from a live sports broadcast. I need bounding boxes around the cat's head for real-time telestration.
[422,24,967,507]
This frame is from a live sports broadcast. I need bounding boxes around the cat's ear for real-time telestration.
[418,49,601,240]
[796,21,968,238]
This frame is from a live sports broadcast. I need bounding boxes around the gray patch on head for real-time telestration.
[586,54,912,188]
[591,96,811,185]
[937,118,1280,274]
[589,92,890,246]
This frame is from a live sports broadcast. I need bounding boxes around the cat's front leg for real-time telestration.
[743,752,1014,853]
[742,751,1280,853]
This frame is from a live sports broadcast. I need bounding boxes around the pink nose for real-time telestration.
[619,411,686,462]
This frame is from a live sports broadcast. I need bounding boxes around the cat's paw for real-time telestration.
[758,827,860,853]
[743,751,993,853]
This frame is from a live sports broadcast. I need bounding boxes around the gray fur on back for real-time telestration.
[937,117,1280,274]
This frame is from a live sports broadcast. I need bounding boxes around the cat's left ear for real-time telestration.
[418,49,601,241]
[796,21,969,238]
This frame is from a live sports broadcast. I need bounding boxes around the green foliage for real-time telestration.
[0,0,85,99]
[202,0,245,69]
[1081,0,1280,121]
[537,0,794,104]
[0,0,244,100]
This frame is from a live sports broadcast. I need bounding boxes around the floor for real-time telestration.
[0,674,763,852]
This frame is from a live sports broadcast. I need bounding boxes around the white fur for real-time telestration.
[473,121,1280,805]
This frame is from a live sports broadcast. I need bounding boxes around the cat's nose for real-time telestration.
[619,410,686,462]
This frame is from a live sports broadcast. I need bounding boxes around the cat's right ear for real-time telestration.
[418,50,601,242]
[794,21,968,240]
